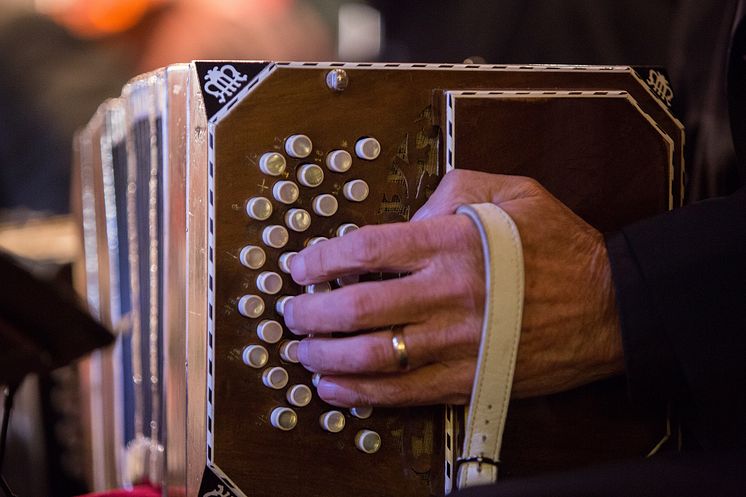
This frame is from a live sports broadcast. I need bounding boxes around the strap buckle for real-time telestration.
[455,455,500,474]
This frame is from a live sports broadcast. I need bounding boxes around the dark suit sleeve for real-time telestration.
[605,186,746,449]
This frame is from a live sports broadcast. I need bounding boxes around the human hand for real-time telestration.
[285,211,484,406]
[286,170,624,407]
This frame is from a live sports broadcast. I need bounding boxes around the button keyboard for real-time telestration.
[237,134,382,447]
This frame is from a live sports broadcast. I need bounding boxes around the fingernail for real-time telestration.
[410,207,427,222]
[317,379,341,401]
[283,300,296,329]
[297,339,310,364]
[290,253,307,283]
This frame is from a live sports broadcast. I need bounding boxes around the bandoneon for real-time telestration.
[73,61,683,497]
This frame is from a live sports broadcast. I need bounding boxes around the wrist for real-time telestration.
[590,232,625,379]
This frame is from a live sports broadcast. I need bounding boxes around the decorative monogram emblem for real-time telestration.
[202,483,231,497]
[204,65,249,104]
[646,69,674,106]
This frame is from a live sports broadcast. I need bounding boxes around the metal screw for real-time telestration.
[326,69,349,92]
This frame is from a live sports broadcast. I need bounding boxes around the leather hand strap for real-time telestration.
[455,203,524,489]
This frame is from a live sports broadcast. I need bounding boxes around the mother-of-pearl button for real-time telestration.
[343,180,369,202]
[312,373,322,387]
[239,245,266,270]
[275,295,293,316]
[312,194,338,217]
[306,282,331,294]
[355,430,382,454]
[257,319,284,343]
[285,208,311,232]
[354,137,381,160]
[273,181,299,205]
[336,223,359,237]
[259,152,287,176]
[297,163,324,187]
[284,134,313,159]
[262,225,289,248]
[307,236,328,246]
[278,252,297,274]
[246,196,273,220]
[270,407,298,431]
[242,344,269,368]
[286,384,313,407]
[279,340,300,363]
[256,271,283,295]
[350,406,373,419]
[237,295,264,318]
[319,410,346,433]
[325,150,352,173]
[262,367,289,389]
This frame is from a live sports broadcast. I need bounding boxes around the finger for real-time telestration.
[411,170,541,221]
[290,222,434,285]
[297,320,478,374]
[315,360,476,407]
[284,276,432,333]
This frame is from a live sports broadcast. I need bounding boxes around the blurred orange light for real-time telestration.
[43,0,160,38]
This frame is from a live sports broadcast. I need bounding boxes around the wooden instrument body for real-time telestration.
[74,62,683,497]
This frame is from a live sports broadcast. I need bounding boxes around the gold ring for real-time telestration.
[391,326,409,370]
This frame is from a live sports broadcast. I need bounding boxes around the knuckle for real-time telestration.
[362,336,393,371]
[344,386,372,407]
[342,290,374,329]
[439,170,461,195]
[515,175,543,195]
[352,227,382,267]
[391,383,419,406]
[314,246,334,280]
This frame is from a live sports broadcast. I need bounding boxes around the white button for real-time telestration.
[325,150,352,173]
[285,209,311,232]
[256,271,283,295]
[355,430,382,454]
[343,180,369,202]
[312,194,338,217]
[273,181,299,205]
[275,295,294,316]
[239,245,266,270]
[263,367,289,390]
[355,137,381,160]
[270,407,297,431]
[286,384,313,407]
[336,274,359,286]
[350,406,373,419]
[312,372,322,387]
[336,223,359,237]
[307,236,328,246]
[262,225,289,248]
[246,196,273,221]
[306,282,331,294]
[242,345,269,368]
[259,152,287,176]
[257,319,284,343]
[278,252,297,274]
[279,340,300,363]
[285,134,313,159]
[238,295,265,318]
[319,410,346,433]
[297,163,324,187]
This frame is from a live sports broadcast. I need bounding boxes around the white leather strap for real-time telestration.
[455,203,524,489]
